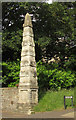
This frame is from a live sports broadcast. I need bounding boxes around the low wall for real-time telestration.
[1,87,38,114]
[1,87,19,112]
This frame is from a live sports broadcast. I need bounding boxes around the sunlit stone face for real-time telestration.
[18,13,38,113]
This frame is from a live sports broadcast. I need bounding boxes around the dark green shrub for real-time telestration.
[2,59,76,89]
[2,59,20,87]
[63,56,76,71]
[37,60,76,91]
[37,61,49,91]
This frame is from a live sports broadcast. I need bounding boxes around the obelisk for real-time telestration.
[18,13,38,114]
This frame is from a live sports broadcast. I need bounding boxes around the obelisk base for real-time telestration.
[17,103,32,114]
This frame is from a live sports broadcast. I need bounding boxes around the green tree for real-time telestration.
[2,2,76,87]
[2,2,75,62]
[2,59,20,87]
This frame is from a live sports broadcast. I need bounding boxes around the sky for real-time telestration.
[46,0,52,4]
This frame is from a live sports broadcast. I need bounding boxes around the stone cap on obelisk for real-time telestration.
[23,13,33,27]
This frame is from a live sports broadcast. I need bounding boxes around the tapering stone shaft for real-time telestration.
[18,13,38,114]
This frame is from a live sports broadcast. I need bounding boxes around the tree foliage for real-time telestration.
[2,59,20,87]
[2,2,76,88]
[2,2,75,62]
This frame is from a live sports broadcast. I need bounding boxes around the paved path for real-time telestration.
[1,108,75,119]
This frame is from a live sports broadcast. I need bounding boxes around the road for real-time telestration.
[1,108,75,119]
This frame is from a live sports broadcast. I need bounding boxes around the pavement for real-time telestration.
[1,108,75,119]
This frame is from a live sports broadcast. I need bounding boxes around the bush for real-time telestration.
[37,61,50,91]
[2,59,20,87]
[37,60,76,91]
[2,59,76,89]
[49,69,76,90]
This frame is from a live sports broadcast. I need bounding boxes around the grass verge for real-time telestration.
[33,88,74,112]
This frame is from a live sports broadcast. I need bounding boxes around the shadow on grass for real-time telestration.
[38,89,47,101]
[65,104,74,109]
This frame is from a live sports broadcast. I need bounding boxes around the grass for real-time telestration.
[33,88,74,112]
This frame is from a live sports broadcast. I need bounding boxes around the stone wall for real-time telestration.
[1,87,18,112]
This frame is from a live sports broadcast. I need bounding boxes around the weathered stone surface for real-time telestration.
[1,87,38,113]
[21,56,36,64]
[21,46,35,56]
[19,77,38,88]
[21,60,36,67]
[23,13,32,27]
[22,36,35,47]
[31,89,38,104]
[18,89,31,103]
[18,13,38,114]
[1,88,19,112]
[18,88,38,104]
[17,103,32,114]
[23,27,33,37]
[20,66,37,77]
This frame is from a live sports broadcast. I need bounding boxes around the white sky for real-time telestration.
[46,0,52,4]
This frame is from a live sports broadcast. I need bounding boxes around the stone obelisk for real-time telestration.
[18,13,38,114]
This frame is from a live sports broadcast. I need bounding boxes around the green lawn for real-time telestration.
[33,88,74,112]
[0,32,2,35]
